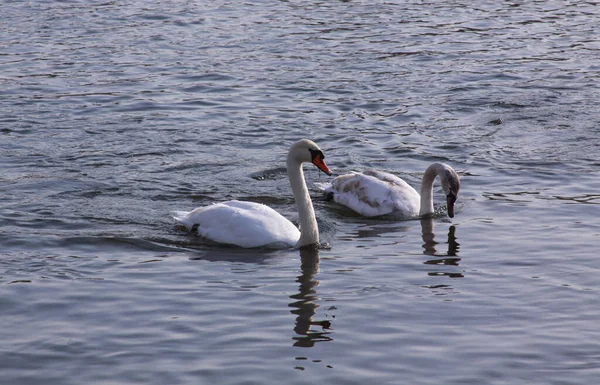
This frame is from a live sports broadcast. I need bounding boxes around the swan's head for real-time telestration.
[288,139,332,176]
[440,166,460,218]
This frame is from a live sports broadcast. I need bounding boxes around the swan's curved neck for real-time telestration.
[287,157,319,247]
[419,163,444,216]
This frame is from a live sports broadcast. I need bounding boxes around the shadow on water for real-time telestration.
[289,247,333,348]
[420,217,463,279]
[187,246,282,264]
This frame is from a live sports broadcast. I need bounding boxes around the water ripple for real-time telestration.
[2,1,600,384]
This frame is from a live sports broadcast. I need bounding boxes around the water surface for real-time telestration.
[1,1,599,384]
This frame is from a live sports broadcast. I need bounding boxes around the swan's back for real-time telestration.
[173,200,300,248]
[324,170,420,217]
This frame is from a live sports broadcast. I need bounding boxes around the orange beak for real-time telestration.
[312,156,332,176]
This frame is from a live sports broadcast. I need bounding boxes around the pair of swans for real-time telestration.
[173,139,460,249]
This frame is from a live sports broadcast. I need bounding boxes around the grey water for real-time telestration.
[1,1,599,384]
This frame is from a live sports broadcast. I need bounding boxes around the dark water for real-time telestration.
[2,1,600,384]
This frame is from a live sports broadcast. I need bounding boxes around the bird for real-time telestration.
[172,139,332,248]
[319,163,460,218]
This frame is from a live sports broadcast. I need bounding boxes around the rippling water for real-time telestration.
[2,1,600,384]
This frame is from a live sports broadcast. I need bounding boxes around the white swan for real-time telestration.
[173,139,332,248]
[320,163,460,218]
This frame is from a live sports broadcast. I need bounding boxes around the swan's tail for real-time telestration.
[314,182,332,192]
[314,182,335,201]
[171,210,188,221]
[172,210,194,229]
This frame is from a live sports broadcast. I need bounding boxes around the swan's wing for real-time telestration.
[363,169,412,188]
[173,200,300,248]
[326,171,420,217]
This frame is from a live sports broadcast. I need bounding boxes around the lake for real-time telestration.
[1,1,599,384]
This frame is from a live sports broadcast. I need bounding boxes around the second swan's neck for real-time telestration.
[287,157,319,247]
[419,163,445,216]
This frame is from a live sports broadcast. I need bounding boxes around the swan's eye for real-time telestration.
[309,149,324,161]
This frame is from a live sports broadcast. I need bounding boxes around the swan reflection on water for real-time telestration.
[420,217,462,279]
[188,245,334,348]
[289,247,333,347]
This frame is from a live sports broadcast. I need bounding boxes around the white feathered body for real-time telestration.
[322,169,421,217]
[173,200,300,248]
